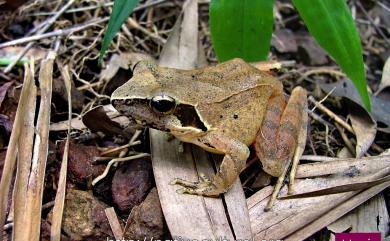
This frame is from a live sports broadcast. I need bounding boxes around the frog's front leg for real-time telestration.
[171,133,250,197]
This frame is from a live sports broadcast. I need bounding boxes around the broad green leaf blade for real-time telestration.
[99,0,139,60]
[293,0,371,111]
[210,0,275,62]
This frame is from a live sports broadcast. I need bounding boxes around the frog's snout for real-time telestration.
[111,98,125,109]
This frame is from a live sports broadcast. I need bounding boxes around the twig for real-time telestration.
[308,96,355,134]
[100,140,141,157]
[0,18,109,49]
[300,155,339,162]
[356,1,390,46]
[92,153,150,186]
[296,68,345,84]
[70,68,110,99]
[29,0,169,16]
[127,18,166,45]
[307,110,333,128]
[105,207,123,239]
[335,123,356,156]
[265,166,289,211]
[28,0,76,36]
[4,0,77,72]
[378,1,390,13]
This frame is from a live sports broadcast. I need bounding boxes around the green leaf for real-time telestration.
[209,0,275,62]
[293,0,371,111]
[0,58,28,66]
[99,0,139,61]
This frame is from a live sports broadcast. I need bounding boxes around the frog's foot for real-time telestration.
[170,173,222,197]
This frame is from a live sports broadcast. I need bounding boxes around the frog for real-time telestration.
[111,58,307,198]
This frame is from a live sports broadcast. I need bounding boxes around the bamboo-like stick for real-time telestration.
[23,51,55,241]
[0,63,34,240]
[13,62,37,240]
[50,64,72,241]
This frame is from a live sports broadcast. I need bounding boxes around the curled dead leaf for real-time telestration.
[318,77,390,131]
[376,55,390,94]
[82,105,132,138]
[346,100,377,158]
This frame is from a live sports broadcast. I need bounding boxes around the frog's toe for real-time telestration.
[170,178,198,188]
[175,181,222,197]
[176,187,189,194]
[198,173,212,183]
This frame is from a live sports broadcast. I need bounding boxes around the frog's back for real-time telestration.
[194,59,283,146]
[157,58,281,105]
[194,58,280,93]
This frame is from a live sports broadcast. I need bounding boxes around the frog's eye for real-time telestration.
[150,95,176,114]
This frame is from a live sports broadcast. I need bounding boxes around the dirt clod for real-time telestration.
[123,188,165,240]
[111,158,153,212]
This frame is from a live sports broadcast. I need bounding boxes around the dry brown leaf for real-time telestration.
[249,167,390,240]
[328,194,389,235]
[295,155,390,179]
[0,81,14,110]
[286,179,390,241]
[318,77,390,129]
[82,105,131,138]
[279,175,390,199]
[376,56,390,93]
[347,101,377,158]
[50,104,130,131]
[158,0,205,69]
[271,29,298,53]
[100,53,155,81]
[337,147,354,158]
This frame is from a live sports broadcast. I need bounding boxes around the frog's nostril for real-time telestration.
[112,99,125,108]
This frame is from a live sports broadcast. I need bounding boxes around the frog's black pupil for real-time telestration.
[151,98,175,113]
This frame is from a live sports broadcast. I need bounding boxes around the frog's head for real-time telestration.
[111,61,210,134]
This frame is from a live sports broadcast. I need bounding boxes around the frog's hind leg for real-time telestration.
[254,86,307,210]
[171,133,250,197]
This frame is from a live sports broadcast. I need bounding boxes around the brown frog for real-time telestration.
[111,58,307,198]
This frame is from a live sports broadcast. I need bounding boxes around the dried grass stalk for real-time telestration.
[0,62,35,239]
[13,62,37,240]
[105,207,123,239]
[286,180,390,241]
[22,51,55,241]
[50,64,72,241]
